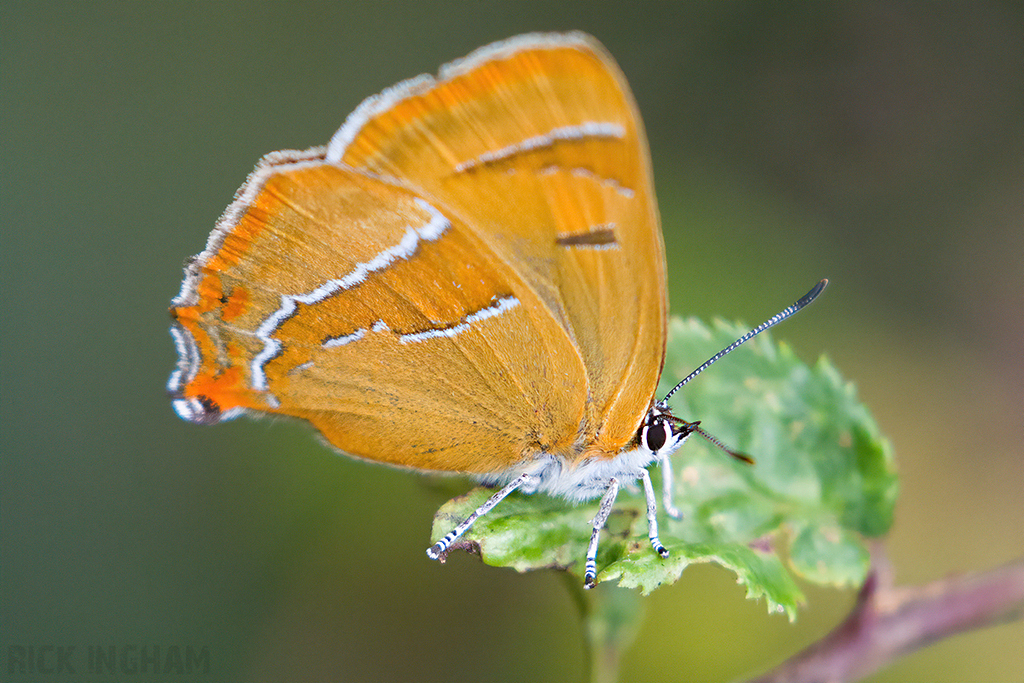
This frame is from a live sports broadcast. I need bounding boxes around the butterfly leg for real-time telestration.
[426,470,536,560]
[639,469,669,558]
[658,454,682,519]
[584,478,620,589]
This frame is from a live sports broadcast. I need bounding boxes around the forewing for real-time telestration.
[326,32,667,457]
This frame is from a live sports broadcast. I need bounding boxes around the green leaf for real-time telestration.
[430,317,898,619]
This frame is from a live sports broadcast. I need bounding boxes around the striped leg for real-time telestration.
[584,478,621,589]
[658,454,682,519]
[640,470,669,558]
[426,470,535,560]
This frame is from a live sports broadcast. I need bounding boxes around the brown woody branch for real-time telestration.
[750,545,1024,683]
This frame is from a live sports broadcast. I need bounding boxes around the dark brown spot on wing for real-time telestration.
[555,225,618,248]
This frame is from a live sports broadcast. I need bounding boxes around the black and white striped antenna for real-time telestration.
[659,279,828,407]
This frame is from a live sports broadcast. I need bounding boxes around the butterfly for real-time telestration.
[168,31,826,588]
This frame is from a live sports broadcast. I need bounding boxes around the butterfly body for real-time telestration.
[476,435,662,501]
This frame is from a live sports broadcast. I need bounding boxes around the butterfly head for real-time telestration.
[638,404,697,460]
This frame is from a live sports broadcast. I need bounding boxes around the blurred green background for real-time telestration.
[2,2,1021,681]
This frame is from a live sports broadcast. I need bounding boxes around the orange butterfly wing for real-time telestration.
[169,152,589,473]
[168,33,665,473]
[326,32,667,461]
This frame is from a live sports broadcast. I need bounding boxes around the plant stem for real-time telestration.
[563,574,647,683]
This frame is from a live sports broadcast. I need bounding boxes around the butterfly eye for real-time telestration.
[643,418,670,453]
